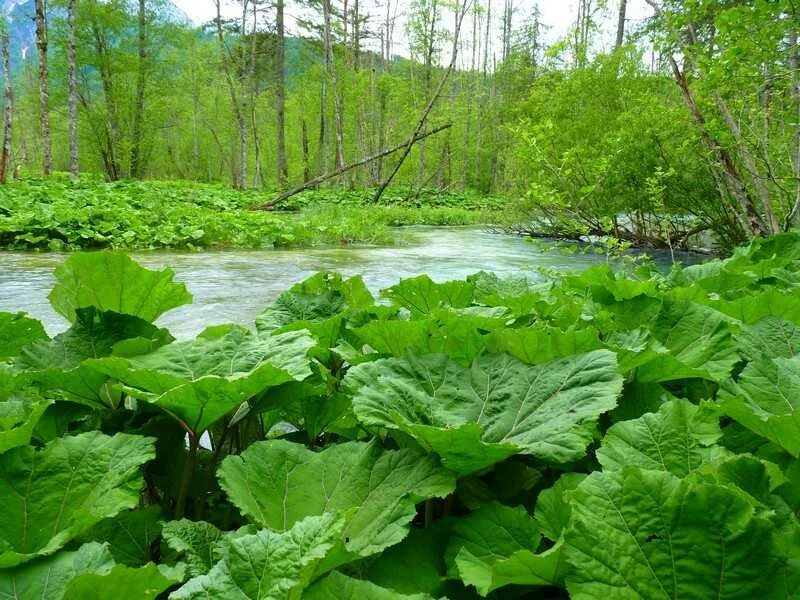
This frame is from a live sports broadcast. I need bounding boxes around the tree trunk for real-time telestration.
[715,96,778,233]
[0,29,12,184]
[250,1,262,187]
[787,28,800,227]
[214,0,247,188]
[34,0,51,175]
[130,0,147,178]
[301,118,311,183]
[417,0,438,188]
[90,11,122,180]
[323,0,345,171]
[615,0,627,49]
[669,57,767,236]
[67,0,79,177]
[476,0,491,184]
[352,0,360,68]
[275,0,288,187]
[502,0,513,61]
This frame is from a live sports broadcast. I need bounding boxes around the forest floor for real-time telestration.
[0,176,508,251]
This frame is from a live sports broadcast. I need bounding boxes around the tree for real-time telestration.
[130,0,148,178]
[249,0,263,187]
[34,0,52,175]
[615,0,627,49]
[67,0,79,177]
[0,25,11,184]
[214,0,247,188]
[276,0,288,187]
[86,0,124,180]
[323,0,345,171]
[643,0,790,239]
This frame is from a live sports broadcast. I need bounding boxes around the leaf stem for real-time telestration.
[175,431,199,519]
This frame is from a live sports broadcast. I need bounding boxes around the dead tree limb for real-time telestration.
[371,0,473,204]
[251,123,453,209]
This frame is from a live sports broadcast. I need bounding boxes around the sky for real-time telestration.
[172,0,655,58]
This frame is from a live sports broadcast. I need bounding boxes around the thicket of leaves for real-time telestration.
[0,177,498,250]
[1,234,800,598]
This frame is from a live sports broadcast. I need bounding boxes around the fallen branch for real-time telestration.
[251,123,452,209]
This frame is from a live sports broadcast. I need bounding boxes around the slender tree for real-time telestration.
[214,0,247,188]
[34,0,52,175]
[130,0,148,178]
[276,0,288,186]
[0,27,12,184]
[88,1,123,180]
[250,0,263,187]
[615,0,627,49]
[67,0,79,177]
[323,0,345,170]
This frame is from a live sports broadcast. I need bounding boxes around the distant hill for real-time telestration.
[3,0,190,65]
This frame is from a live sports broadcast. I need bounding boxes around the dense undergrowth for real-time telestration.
[1,233,800,598]
[0,176,504,250]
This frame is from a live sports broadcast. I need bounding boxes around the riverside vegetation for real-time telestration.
[0,235,799,598]
[0,176,504,250]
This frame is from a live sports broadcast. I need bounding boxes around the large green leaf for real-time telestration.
[534,472,585,543]
[736,317,800,360]
[89,327,314,433]
[719,356,800,456]
[0,393,52,453]
[16,307,173,406]
[49,252,192,323]
[444,502,565,596]
[170,514,343,600]
[359,525,452,596]
[0,312,48,360]
[597,399,725,476]
[218,439,455,558]
[63,563,184,600]
[348,350,622,474]
[565,468,776,599]
[0,431,155,567]
[305,572,435,600]
[80,506,163,566]
[635,301,739,383]
[18,308,172,372]
[710,288,800,326]
[255,272,373,333]
[382,275,475,315]
[355,310,505,366]
[162,519,225,578]
[485,324,601,365]
[0,542,113,600]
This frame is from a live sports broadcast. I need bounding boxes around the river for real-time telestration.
[0,226,703,339]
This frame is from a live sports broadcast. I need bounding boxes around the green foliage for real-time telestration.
[0,238,799,596]
[0,178,500,250]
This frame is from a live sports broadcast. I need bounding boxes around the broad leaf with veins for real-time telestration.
[0,432,154,567]
[218,439,455,558]
[347,350,622,474]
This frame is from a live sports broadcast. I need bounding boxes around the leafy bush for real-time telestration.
[0,178,502,250]
[1,234,799,597]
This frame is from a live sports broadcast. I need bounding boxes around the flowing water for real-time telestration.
[0,226,703,339]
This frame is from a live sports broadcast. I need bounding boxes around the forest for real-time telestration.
[0,1,800,599]
[0,0,796,249]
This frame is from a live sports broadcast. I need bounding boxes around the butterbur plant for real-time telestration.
[0,235,799,598]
